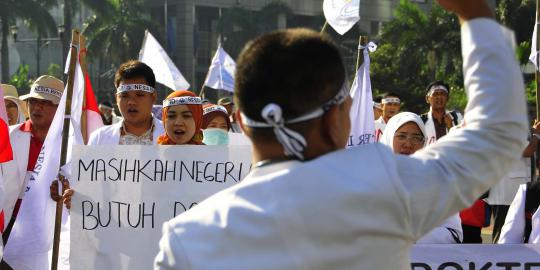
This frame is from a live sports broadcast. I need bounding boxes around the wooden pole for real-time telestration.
[356,36,369,72]
[79,35,89,144]
[536,0,540,121]
[320,21,328,33]
[51,29,80,270]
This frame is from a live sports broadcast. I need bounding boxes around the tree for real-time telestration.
[0,0,57,81]
[370,0,463,113]
[82,0,157,66]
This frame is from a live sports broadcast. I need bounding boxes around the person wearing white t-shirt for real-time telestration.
[154,1,528,269]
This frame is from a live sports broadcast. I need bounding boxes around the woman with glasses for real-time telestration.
[380,112,463,244]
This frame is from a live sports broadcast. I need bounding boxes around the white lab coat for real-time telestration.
[498,184,540,243]
[154,19,528,270]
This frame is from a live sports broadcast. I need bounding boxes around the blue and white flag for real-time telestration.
[204,46,236,93]
[347,42,377,148]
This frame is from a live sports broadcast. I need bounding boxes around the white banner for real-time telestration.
[70,145,252,270]
[323,0,360,35]
[410,244,540,269]
[203,46,236,92]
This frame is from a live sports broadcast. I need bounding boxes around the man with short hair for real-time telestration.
[89,60,164,145]
[372,95,382,121]
[0,75,64,269]
[374,92,400,141]
[154,1,528,269]
[421,80,462,145]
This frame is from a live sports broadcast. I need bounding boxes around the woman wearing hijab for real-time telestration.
[2,84,27,125]
[158,90,204,145]
[380,112,463,244]
[202,104,231,145]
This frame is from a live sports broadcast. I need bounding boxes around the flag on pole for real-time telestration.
[530,20,539,70]
[323,0,360,35]
[348,42,377,148]
[139,31,190,90]
[203,46,236,92]
[0,85,12,163]
[82,72,103,138]
[3,49,86,268]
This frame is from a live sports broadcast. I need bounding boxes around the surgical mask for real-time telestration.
[203,128,229,145]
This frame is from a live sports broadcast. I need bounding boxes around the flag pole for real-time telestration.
[51,29,80,270]
[356,36,369,72]
[79,35,89,144]
[321,21,328,33]
[536,0,540,121]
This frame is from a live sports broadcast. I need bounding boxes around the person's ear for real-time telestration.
[425,95,430,104]
[236,110,246,134]
[322,105,343,148]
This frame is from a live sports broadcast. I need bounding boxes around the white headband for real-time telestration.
[242,83,349,160]
[33,86,63,99]
[373,102,382,109]
[163,96,202,108]
[427,85,449,96]
[382,97,400,104]
[203,105,228,115]
[117,84,155,93]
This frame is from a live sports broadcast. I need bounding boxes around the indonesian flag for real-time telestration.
[81,67,104,142]
[0,86,13,163]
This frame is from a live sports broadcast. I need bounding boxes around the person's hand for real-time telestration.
[437,0,493,22]
[533,119,540,134]
[50,179,74,209]
[444,113,454,129]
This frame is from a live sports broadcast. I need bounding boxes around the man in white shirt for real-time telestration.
[154,1,527,269]
[374,92,400,141]
[88,60,164,145]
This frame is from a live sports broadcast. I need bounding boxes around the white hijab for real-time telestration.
[4,96,27,125]
[379,112,427,152]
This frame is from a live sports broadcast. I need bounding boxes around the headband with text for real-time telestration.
[33,86,63,99]
[427,85,449,96]
[382,97,400,104]
[203,105,228,115]
[117,84,155,93]
[163,96,202,108]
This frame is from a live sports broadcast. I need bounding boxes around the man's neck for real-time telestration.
[383,116,390,123]
[123,117,153,136]
[431,108,446,121]
[32,126,49,141]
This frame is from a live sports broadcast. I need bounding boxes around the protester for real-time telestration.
[218,97,241,133]
[380,112,463,244]
[0,75,64,269]
[2,84,27,126]
[202,104,231,145]
[374,92,400,141]
[497,181,540,244]
[421,80,463,145]
[157,90,204,145]
[487,132,537,243]
[88,60,164,145]
[98,100,122,125]
[154,1,527,268]
[372,95,382,121]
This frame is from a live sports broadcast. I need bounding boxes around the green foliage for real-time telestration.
[46,63,61,78]
[371,0,463,113]
[9,64,32,92]
[83,0,158,66]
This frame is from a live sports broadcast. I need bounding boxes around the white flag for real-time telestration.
[204,46,236,93]
[348,42,377,148]
[323,0,360,35]
[3,52,86,269]
[139,31,190,90]
[530,21,539,70]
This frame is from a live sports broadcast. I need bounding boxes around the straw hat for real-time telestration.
[20,75,64,104]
